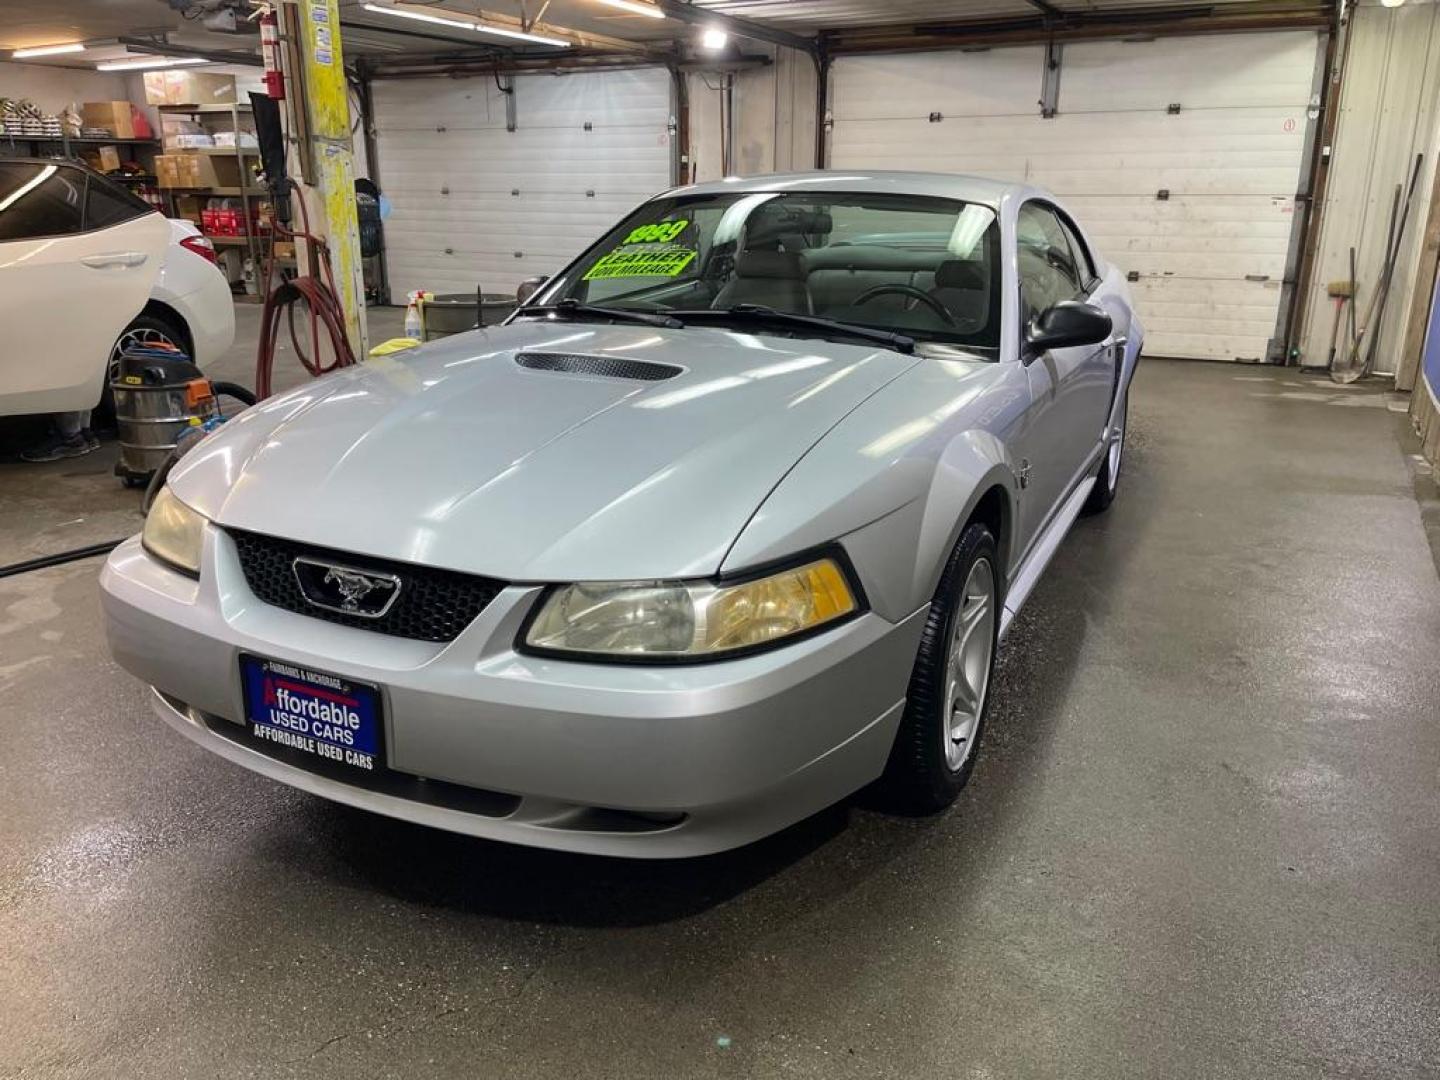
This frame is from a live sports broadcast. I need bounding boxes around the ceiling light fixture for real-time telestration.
[363,3,572,47]
[1380,0,1405,7]
[360,2,475,32]
[12,43,86,59]
[95,56,210,72]
[595,0,665,18]
[701,27,728,51]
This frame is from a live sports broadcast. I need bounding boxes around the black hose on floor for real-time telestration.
[0,539,125,580]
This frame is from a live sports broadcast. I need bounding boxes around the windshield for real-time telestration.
[530,190,1002,354]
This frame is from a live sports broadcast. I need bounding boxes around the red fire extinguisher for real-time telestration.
[260,9,285,100]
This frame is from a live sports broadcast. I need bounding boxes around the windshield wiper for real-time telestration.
[671,304,915,354]
[516,298,684,329]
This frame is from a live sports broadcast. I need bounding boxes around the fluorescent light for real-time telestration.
[13,43,86,58]
[96,56,209,72]
[471,24,572,47]
[701,27,728,51]
[1381,0,1405,7]
[361,2,475,31]
[363,3,572,46]
[595,0,665,17]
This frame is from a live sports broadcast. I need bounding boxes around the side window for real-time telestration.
[1016,202,1083,323]
[1055,213,1096,287]
[0,162,85,241]
[85,174,152,231]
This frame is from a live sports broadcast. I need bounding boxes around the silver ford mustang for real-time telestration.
[101,171,1142,857]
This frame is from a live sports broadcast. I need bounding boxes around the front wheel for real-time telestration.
[1084,385,1128,514]
[876,521,1000,814]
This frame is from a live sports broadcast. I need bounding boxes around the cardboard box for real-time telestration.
[188,153,246,189]
[172,194,205,227]
[155,154,181,188]
[80,101,136,140]
[143,70,236,106]
[96,145,122,173]
[157,153,252,191]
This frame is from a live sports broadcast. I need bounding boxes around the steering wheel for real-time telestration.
[851,284,957,326]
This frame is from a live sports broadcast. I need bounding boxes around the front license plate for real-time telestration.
[239,654,382,774]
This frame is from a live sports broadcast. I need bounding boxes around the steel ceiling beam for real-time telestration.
[826,0,1332,53]
[117,36,263,67]
[652,1,817,56]
[1024,0,1069,18]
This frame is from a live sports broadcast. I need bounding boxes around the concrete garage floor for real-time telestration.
[2,325,1439,1078]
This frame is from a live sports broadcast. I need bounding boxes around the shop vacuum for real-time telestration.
[111,343,255,501]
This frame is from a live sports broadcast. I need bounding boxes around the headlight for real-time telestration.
[142,486,207,577]
[524,557,859,659]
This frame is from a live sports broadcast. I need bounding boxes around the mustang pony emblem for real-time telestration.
[325,567,386,611]
[291,557,402,619]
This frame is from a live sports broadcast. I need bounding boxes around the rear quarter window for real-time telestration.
[85,174,153,230]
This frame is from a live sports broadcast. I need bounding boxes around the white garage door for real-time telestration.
[373,67,673,299]
[830,32,1321,362]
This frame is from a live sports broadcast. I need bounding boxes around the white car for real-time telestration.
[0,158,235,418]
[109,217,236,394]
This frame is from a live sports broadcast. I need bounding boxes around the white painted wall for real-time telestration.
[687,47,817,183]
[0,60,130,116]
[1299,0,1440,377]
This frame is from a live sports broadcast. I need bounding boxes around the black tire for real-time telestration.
[96,312,190,429]
[876,521,1001,814]
[1084,385,1128,515]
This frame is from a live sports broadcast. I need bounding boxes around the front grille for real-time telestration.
[230,530,506,643]
[515,351,682,381]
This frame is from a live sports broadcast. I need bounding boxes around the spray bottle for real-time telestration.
[404,291,425,341]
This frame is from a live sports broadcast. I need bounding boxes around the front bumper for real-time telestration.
[100,529,925,857]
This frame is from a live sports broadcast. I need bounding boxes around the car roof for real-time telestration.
[663,170,1033,207]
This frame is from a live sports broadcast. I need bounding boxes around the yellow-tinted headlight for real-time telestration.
[525,557,858,659]
[142,486,207,577]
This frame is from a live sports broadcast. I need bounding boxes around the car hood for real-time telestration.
[170,321,920,581]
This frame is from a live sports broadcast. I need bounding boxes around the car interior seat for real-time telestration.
[927,259,990,330]
[712,251,813,313]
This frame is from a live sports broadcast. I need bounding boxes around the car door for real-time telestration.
[1010,201,1115,544]
[0,161,170,417]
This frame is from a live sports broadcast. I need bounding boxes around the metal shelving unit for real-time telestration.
[158,102,265,295]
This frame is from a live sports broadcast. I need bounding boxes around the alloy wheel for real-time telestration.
[942,556,995,771]
[109,326,179,382]
[1107,395,1127,493]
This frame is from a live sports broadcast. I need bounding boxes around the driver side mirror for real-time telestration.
[1022,300,1112,363]
[516,276,548,305]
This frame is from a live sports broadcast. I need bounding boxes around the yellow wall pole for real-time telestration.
[289,0,368,358]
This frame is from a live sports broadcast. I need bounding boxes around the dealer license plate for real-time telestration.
[239,654,382,774]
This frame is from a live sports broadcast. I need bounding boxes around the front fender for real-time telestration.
[723,360,1024,622]
[841,438,1016,620]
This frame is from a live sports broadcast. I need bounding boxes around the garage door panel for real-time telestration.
[515,68,673,128]
[383,252,557,297]
[373,80,503,130]
[829,31,1318,361]
[1062,33,1318,112]
[1144,330,1272,361]
[381,219,627,254]
[376,132,669,181]
[1037,165,1303,197]
[832,48,1044,121]
[1063,194,1296,228]
[375,68,671,300]
[1131,278,1283,360]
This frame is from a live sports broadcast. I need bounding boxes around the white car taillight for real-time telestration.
[179,234,218,266]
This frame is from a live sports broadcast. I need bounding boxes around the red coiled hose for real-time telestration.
[254,181,357,399]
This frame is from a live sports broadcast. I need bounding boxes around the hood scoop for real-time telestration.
[515,352,682,382]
